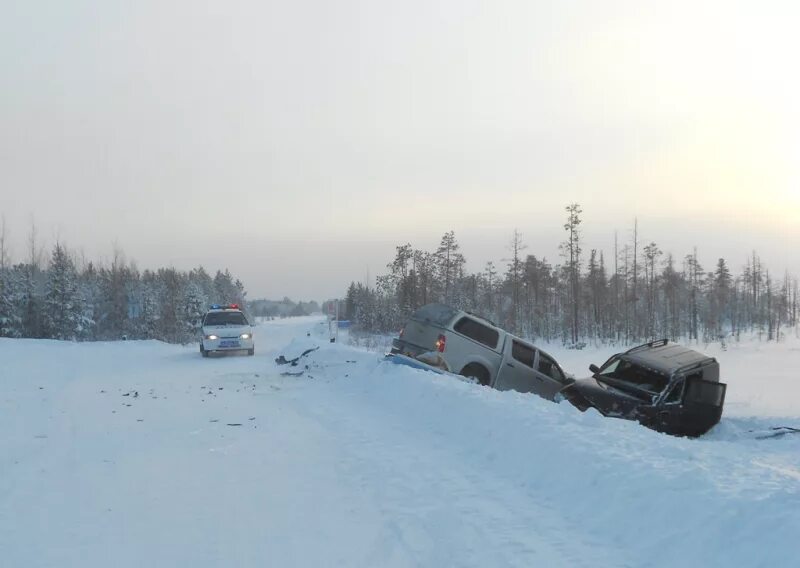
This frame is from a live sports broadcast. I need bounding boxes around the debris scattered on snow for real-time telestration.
[752,426,800,440]
[275,346,320,366]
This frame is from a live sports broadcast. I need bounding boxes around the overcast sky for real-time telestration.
[1,0,798,300]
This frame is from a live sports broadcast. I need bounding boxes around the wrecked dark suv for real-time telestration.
[560,340,727,437]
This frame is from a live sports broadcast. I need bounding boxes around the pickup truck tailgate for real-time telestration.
[396,318,444,354]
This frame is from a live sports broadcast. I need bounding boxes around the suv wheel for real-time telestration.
[247,348,255,356]
[460,364,490,386]
[200,344,209,358]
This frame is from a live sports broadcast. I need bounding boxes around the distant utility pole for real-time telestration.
[0,214,8,269]
[328,300,339,342]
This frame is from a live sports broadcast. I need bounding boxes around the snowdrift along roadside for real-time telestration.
[1,319,799,567]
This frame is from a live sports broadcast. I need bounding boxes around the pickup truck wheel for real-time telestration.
[460,364,490,387]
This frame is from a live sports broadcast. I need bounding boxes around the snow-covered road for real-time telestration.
[2,317,799,567]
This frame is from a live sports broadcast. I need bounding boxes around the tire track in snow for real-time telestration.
[292,367,629,568]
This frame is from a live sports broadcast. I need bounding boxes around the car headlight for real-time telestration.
[240,333,251,340]
[205,334,218,340]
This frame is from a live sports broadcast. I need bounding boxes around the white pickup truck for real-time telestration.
[390,303,572,400]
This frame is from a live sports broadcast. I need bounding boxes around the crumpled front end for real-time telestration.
[559,378,644,418]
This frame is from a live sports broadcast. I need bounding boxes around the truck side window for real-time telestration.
[538,353,566,382]
[665,380,684,404]
[453,317,500,349]
[511,340,535,368]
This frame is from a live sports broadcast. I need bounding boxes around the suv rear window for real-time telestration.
[453,317,499,349]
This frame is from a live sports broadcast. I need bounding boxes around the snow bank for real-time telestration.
[1,321,799,567]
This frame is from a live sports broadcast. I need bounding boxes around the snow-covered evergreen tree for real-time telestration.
[42,243,84,340]
[19,263,42,338]
[0,267,22,337]
[97,254,132,340]
[190,267,215,302]
[435,231,464,305]
[0,234,250,343]
[214,270,237,303]
[156,268,184,343]
[183,281,207,338]
[134,275,160,339]
[78,262,101,340]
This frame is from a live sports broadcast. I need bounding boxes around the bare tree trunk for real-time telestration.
[767,271,773,341]
[631,219,639,342]
[614,231,619,342]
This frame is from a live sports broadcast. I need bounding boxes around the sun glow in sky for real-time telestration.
[1,0,798,299]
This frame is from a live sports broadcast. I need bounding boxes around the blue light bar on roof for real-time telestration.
[210,304,221,309]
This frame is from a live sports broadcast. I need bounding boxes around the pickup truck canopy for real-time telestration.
[410,303,460,326]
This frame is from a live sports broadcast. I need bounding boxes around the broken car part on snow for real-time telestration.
[275,346,320,367]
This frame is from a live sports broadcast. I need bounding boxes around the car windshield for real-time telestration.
[597,358,668,395]
[204,312,248,326]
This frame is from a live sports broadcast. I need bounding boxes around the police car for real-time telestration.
[200,304,255,357]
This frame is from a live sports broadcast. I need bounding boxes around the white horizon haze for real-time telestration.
[2,0,798,300]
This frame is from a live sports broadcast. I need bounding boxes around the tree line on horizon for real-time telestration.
[0,224,247,343]
[342,204,799,347]
[248,297,321,319]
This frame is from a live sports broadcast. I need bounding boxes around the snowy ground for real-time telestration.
[2,317,799,567]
